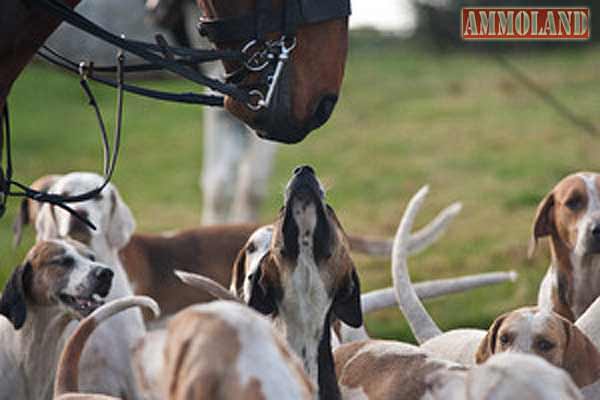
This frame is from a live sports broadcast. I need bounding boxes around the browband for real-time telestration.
[199,0,351,43]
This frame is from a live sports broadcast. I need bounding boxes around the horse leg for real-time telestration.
[231,135,277,223]
[200,106,248,225]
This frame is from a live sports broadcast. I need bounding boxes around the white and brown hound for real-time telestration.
[531,172,600,321]
[0,239,113,400]
[32,172,145,399]
[133,301,315,400]
[379,186,600,388]
[53,296,159,400]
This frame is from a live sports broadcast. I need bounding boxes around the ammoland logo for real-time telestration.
[461,7,590,41]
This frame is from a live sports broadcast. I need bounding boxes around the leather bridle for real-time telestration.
[33,0,351,111]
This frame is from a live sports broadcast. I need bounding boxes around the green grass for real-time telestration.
[1,36,599,344]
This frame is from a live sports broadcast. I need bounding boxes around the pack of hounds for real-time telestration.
[2,167,600,400]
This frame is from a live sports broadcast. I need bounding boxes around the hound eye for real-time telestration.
[499,334,511,345]
[565,196,583,211]
[247,242,257,253]
[537,339,555,352]
[59,256,75,268]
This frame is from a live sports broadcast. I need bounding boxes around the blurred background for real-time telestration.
[1,0,598,343]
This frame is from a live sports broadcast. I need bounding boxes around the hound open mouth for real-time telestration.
[59,293,106,317]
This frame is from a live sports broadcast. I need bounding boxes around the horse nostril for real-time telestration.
[592,224,600,238]
[312,95,338,127]
[94,267,114,283]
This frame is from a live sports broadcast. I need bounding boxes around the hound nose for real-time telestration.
[93,267,114,283]
[293,165,315,176]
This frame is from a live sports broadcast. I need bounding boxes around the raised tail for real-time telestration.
[361,270,518,314]
[174,270,242,302]
[347,201,462,257]
[392,186,442,344]
[54,296,160,399]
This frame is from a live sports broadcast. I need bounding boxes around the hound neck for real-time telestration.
[275,201,340,399]
[13,304,72,400]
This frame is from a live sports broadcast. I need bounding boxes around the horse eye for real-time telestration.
[565,196,583,211]
[87,254,96,262]
[537,339,555,352]
[499,334,511,345]
[94,193,104,202]
[247,242,257,254]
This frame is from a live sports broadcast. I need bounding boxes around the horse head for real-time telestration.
[197,0,350,144]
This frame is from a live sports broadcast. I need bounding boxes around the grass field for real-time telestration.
[1,35,599,343]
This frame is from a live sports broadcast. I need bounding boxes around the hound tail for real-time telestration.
[53,296,160,399]
[174,270,242,303]
[392,186,443,344]
[362,270,518,314]
[347,201,462,257]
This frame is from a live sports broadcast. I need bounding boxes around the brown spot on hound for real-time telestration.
[531,172,600,321]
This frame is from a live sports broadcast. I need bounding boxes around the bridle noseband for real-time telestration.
[198,0,351,110]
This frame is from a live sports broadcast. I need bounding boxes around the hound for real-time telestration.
[388,186,600,387]
[333,340,466,400]
[53,296,159,400]
[424,353,583,400]
[0,239,113,400]
[133,301,315,400]
[530,172,600,321]
[33,172,145,399]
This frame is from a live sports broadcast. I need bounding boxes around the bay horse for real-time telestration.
[0,0,350,144]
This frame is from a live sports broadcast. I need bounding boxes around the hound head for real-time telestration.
[475,306,600,387]
[530,172,600,258]
[0,239,113,329]
[233,165,362,392]
[35,172,135,253]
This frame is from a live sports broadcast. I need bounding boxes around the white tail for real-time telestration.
[362,271,518,314]
[348,201,462,257]
[174,270,242,302]
[392,186,443,343]
[54,296,160,399]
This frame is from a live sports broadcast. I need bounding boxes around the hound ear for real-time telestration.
[13,174,61,248]
[107,187,136,250]
[0,263,31,330]
[12,199,31,248]
[35,203,59,242]
[475,313,507,364]
[333,269,363,328]
[562,320,600,387]
[230,247,247,297]
[529,192,555,258]
[247,264,277,316]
